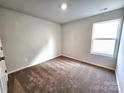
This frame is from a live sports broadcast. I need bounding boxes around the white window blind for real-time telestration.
[91,19,120,57]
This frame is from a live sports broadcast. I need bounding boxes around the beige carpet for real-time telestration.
[8,56,118,93]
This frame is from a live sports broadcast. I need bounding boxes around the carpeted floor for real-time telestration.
[8,56,118,93]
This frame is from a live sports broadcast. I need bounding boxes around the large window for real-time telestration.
[91,19,121,57]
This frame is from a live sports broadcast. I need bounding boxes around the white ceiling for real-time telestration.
[0,0,124,24]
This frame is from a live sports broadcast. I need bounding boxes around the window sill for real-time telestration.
[90,52,114,58]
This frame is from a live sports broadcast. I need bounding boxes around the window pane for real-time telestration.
[91,40,116,55]
[93,20,120,39]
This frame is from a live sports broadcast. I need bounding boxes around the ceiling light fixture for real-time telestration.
[60,2,68,11]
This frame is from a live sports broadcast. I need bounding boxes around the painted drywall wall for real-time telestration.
[62,8,124,70]
[0,8,61,73]
[116,21,124,93]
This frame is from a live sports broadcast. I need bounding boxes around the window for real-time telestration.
[91,19,121,57]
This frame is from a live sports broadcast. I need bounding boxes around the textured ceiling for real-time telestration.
[0,0,124,24]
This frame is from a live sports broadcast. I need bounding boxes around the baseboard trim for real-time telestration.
[61,55,115,71]
[8,54,115,74]
[115,71,121,93]
[8,55,61,74]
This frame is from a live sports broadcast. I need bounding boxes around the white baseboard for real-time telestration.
[62,54,115,71]
[8,55,61,74]
[8,54,115,73]
[115,71,121,93]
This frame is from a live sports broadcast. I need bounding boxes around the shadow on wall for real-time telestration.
[2,28,59,73]
[18,31,57,69]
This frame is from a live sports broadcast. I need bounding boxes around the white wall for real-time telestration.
[116,21,124,93]
[0,8,61,73]
[62,8,124,70]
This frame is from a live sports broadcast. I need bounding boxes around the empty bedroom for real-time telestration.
[0,0,124,93]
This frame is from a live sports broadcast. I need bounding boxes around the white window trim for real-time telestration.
[90,19,122,57]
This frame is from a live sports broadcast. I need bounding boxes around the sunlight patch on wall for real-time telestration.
[31,37,56,65]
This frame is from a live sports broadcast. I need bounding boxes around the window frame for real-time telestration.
[90,19,121,57]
